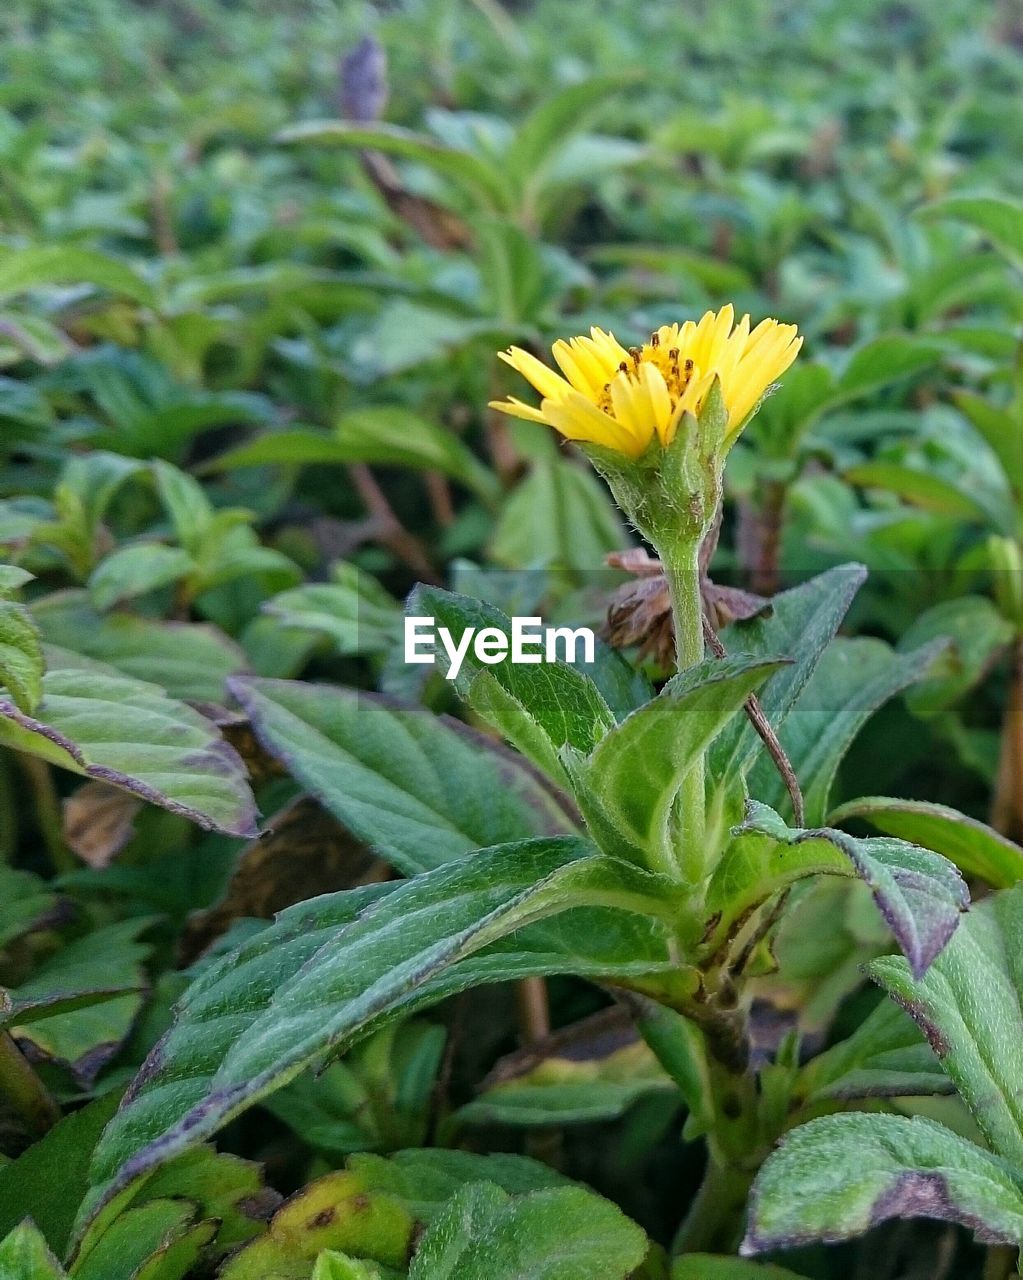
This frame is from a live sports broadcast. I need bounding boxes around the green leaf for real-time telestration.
[748,636,945,825]
[455,1037,672,1129]
[540,133,645,194]
[456,1079,671,1129]
[844,461,995,522]
[0,1222,66,1279]
[0,648,257,837]
[872,883,1023,1167]
[755,878,891,1037]
[26,455,142,579]
[32,592,248,703]
[0,246,155,306]
[750,363,836,458]
[711,564,867,783]
[73,1146,271,1272]
[672,1258,804,1280]
[61,454,143,535]
[406,586,615,783]
[566,656,785,869]
[85,839,675,1217]
[829,334,942,406]
[504,75,634,188]
[489,455,627,572]
[263,563,400,658]
[189,532,300,599]
[475,219,545,325]
[219,1150,569,1279]
[347,301,516,379]
[7,919,152,1086]
[0,1092,121,1255]
[277,120,513,211]
[745,1113,1023,1254]
[830,796,1023,888]
[0,865,59,950]
[314,1255,394,1280]
[796,998,950,1104]
[714,802,968,978]
[229,676,577,874]
[895,596,1013,717]
[118,1147,270,1254]
[70,1199,198,1280]
[202,428,352,470]
[0,597,43,713]
[334,409,498,502]
[87,545,194,611]
[115,1219,216,1280]
[205,415,498,503]
[920,195,1023,270]
[569,638,652,720]
[407,1181,648,1280]
[151,462,212,552]
[350,1148,570,1215]
[956,391,1023,497]
[264,1021,445,1157]
[0,565,35,595]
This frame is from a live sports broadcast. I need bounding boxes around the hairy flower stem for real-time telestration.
[663,539,708,883]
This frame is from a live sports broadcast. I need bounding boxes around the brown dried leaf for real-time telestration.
[63,781,142,868]
[604,548,770,669]
[481,1007,639,1090]
[177,795,390,965]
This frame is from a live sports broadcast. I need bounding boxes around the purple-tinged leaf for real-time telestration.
[830,795,1023,888]
[872,883,1023,1167]
[0,648,257,837]
[82,839,678,1230]
[719,801,968,979]
[745,1113,1023,1254]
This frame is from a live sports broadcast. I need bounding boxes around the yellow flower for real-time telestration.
[490,306,802,459]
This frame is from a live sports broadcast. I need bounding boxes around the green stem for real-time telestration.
[0,754,18,862]
[983,1244,1017,1280]
[672,1153,755,1255]
[19,755,76,875]
[0,1030,59,1135]
[662,539,708,883]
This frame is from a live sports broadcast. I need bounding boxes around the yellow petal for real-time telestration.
[488,396,551,425]
[587,327,632,369]
[572,334,627,382]
[609,371,646,438]
[687,309,720,372]
[727,333,802,428]
[638,362,674,445]
[713,312,751,383]
[704,304,736,370]
[497,347,571,401]
[546,390,647,456]
[552,339,603,396]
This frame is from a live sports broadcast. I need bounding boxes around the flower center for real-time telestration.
[596,331,699,418]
